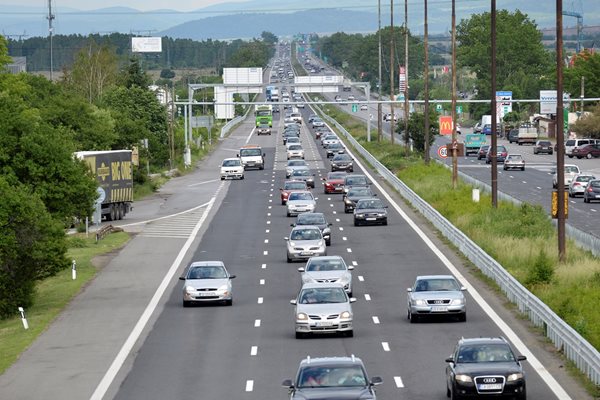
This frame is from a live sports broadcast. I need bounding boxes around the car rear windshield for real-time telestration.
[346,176,368,185]
[285,182,306,190]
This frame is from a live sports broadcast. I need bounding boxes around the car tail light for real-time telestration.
[574,182,581,186]
[588,187,594,192]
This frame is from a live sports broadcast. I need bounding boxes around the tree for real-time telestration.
[63,40,118,103]
[571,103,600,139]
[226,40,271,68]
[457,10,552,102]
[118,57,152,89]
[0,177,69,318]
[260,31,278,46]
[564,51,600,104]
[0,35,12,68]
[160,68,175,79]
[402,112,439,153]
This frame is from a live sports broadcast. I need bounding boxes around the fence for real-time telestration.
[317,106,600,386]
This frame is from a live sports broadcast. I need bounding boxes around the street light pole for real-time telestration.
[556,0,566,261]
[451,0,458,188]
[424,0,430,164]
[404,0,410,155]
[491,0,498,208]
[378,0,383,143]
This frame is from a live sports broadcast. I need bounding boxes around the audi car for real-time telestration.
[407,275,466,323]
[353,198,388,226]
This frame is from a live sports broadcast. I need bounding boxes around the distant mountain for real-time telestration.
[1,1,598,39]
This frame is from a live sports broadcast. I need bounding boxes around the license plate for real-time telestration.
[366,217,376,221]
[596,195,600,198]
[300,252,313,256]
[198,292,215,297]
[478,384,502,390]
[315,321,334,327]
[431,306,447,312]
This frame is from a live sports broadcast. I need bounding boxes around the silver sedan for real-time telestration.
[285,226,326,262]
[179,261,236,307]
[407,275,466,323]
[298,256,354,295]
[286,190,316,217]
[291,282,355,338]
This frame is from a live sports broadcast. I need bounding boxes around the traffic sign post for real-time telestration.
[437,145,448,158]
[436,104,443,113]
[456,105,463,114]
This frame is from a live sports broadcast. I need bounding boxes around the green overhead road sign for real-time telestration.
[352,104,358,113]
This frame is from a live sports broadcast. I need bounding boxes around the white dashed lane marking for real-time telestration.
[250,346,258,356]
[265,229,270,233]
[358,276,364,281]
[342,237,347,241]
[254,319,261,327]
[364,294,371,301]
[261,263,267,269]
[352,261,358,266]
[245,380,254,392]
[372,316,380,324]
[382,342,390,352]
[258,297,264,304]
[263,251,268,255]
[264,239,269,243]
[394,376,404,388]
[336,218,340,222]
[347,248,352,253]
[260,279,265,285]
[339,227,344,231]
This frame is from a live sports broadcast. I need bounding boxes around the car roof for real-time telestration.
[223,157,240,162]
[416,274,456,280]
[299,355,364,368]
[457,337,510,346]
[292,225,322,232]
[189,261,225,267]
[300,282,345,290]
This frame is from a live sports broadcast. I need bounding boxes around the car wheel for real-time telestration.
[345,208,350,214]
[584,196,589,203]
[287,255,292,263]
[568,191,573,198]
[587,153,593,159]
[446,384,451,398]
[521,167,525,171]
[183,300,190,308]
[503,166,507,171]
[287,212,291,217]
[240,175,244,180]
[409,312,418,323]
[354,219,359,226]
[517,386,527,400]
[345,330,354,338]
[450,386,463,400]
[326,239,331,246]
[568,155,573,158]
[549,151,553,155]
[225,299,233,306]
[295,332,304,339]
[458,313,467,322]
[382,219,388,226]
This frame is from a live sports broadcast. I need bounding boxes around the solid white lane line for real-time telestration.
[260,279,265,285]
[382,342,390,352]
[90,193,221,400]
[347,248,352,253]
[258,297,264,304]
[372,316,380,324]
[245,380,254,392]
[254,319,261,327]
[120,200,212,227]
[394,376,404,388]
[187,179,220,187]
[250,346,258,356]
[343,139,573,399]
[364,294,371,301]
[358,276,364,281]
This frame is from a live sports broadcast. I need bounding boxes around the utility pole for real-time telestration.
[579,75,584,118]
[389,0,395,145]
[491,0,498,208]
[451,0,458,188]
[378,0,383,142]
[424,0,430,164]
[47,0,55,81]
[556,0,566,261]
[404,0,410,155]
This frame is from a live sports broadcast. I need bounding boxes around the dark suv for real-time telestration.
[445,337,527,400]
[283,355,383,399]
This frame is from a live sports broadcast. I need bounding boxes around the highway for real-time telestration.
[108,102,577,399]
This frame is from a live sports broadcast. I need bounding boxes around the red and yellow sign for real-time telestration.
[439,116,453,135]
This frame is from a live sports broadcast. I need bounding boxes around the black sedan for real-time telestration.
[353,198,388,226]
[344,187,375,213]
[325,142,346,158]
[445,337,527,400]
[330,153,354,172]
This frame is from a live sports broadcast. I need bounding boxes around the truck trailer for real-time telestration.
[75,150,133,221]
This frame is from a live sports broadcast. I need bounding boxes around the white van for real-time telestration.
[238,145,265,170]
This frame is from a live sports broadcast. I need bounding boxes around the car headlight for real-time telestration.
[450,298,464,305]
[317,241,323,247]
[340,311,351,319]
[185,286,196,294]
[455,374,472,383]
[296,312,308,320]
[217,284,228,292]
[507,373,523,382]
[344,198,352,204]
[338,275,349,284]
[303,275,315,283]
[289,241,296,247]
[377,213,386,217]
[414,299,427,306]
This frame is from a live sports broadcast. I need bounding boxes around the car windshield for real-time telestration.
[291,229,321,240]
[289,145,302,150]
[480,146,489,151]
[284,182,307,190]
[289,192,313,201]
[299,287,347,304]
[298,366,366,388]
[565,140,575,146]
[306,258,345,271]
[188,266,227,279]
[356,199,383,209]
[297,214,326,225]
[222,159,241,167]
[293,170,311,177]
[414,278,460,292]
[457,344,515,363]
[346,177,368,185]
[288,160,306,167]
[240,148,262,157]
[333,155,351,161]
[348,188,372,197]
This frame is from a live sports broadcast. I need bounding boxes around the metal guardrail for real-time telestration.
[219,102,254,139]
[317,106,600,386]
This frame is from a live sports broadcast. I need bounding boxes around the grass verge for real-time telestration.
[318,100,600,352]
[0,232,130,375]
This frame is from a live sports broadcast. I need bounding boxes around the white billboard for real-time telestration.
[131,37,162,53]
[540,90,570,115]
[223,68,263,85]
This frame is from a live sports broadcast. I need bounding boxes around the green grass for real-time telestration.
[319,100,600,352]
[0,232,130,374]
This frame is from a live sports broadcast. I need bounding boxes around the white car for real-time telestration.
[286,190,316,217]
[298,255,354,295]
[552,164,581,189]
[568,173,596,197]
[180,261,236,307]
[285,226,326,263]
[321,134,340,147]
[286,159,308,178]
[360,104,368,111]
[220,158,244,180]
[287,144,305,160]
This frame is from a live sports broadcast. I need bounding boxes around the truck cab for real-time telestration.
[238,145,266,170]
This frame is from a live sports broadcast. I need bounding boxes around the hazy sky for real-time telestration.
[1,1,246,11]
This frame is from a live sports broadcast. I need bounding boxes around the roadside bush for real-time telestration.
[525,249,554,286]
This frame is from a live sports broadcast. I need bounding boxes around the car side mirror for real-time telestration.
[291,223,296,227]
[290,299,297,305]
[284,237,289,241]
[349,297,357,303]
[322,178,326,181]
[179,276,186,281]
[384,206,389,209]
[348,266,354,270]
[229,275,236,279]
[406,288,412,292]
[460,286,466,291]
[370,376,383,386]
[517,355,527,361]
[236,154,240,157]
[297,267,305,272]
[263,153,266,157]
[373,193,377,196]
[445,357,455,363]
[282,379,294,388]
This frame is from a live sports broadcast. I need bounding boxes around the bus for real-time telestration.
[255,104,273,127]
